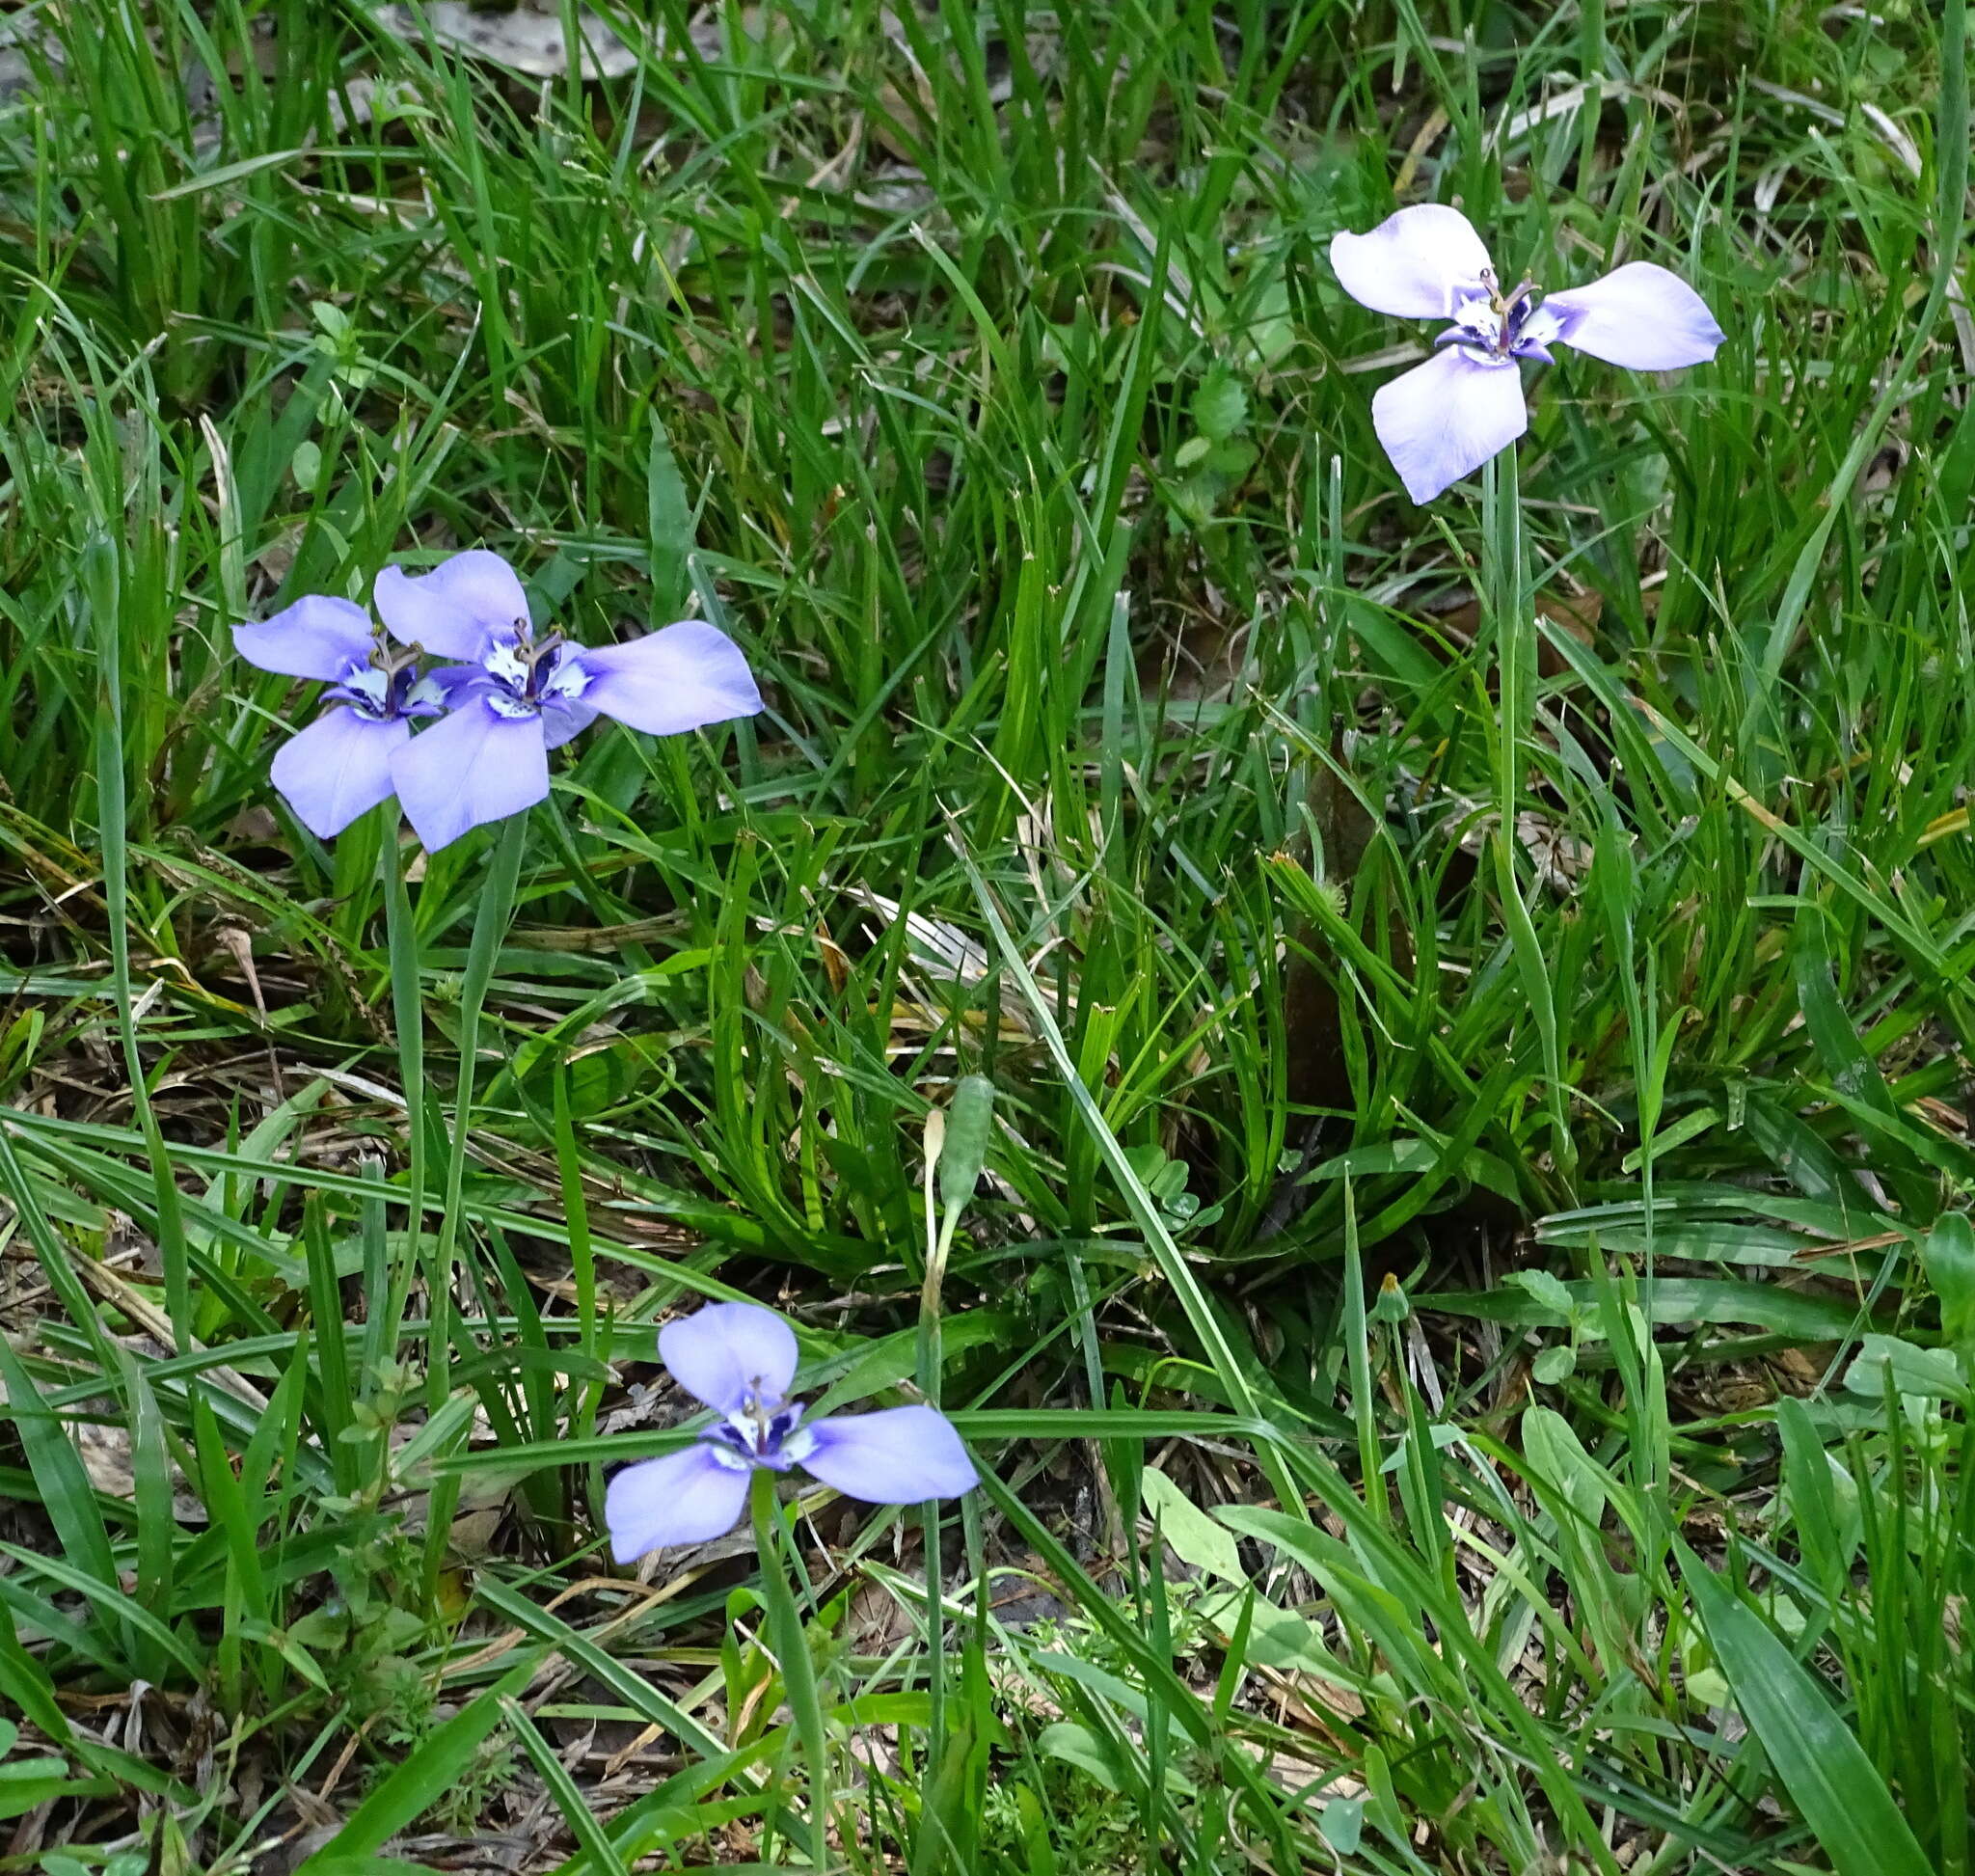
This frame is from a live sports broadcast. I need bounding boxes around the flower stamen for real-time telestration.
[479,623,590,720]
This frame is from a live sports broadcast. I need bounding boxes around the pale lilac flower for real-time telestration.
[374,550,763,853]
[1330,204,1724,503]
[605,1302,977,1561]
[233,595,443,838]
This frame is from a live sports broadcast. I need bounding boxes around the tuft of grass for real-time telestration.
[1,0,1972,1869]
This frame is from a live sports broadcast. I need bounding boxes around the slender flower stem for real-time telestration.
[1480,449,1529,829]
[551,1063,603,1510]
[419,810,530,1597]
[750,1468,832,1871]
[370,826,430,1484]
[918,1117,949,1769]
[1481,450,1576,1179]
[915,1074,991,1778]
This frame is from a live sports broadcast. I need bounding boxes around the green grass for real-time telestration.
[2,0,1973,1869]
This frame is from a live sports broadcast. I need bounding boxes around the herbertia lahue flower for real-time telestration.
[1330,203,1724,503]
[373,550,764,853]
[233,594,442,838]
[605,1301,978,1561]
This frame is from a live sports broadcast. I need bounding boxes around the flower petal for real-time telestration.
[541,698,601,750]
[1370,347,1529,504]
[373,549,529,661]
[388,696,549,852]
[1515,303,1564,351]
[659,1302,799,1415]
[605,1444,751,1560]
[798,1405,977,1504]
[1330,204,1494,321]
[424,665,492,707]
[1541,262,1724,370]
[569,622,764,738]
[233,595,374,681]
[268,707,407,839]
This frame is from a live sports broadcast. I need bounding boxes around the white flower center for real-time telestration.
[484,688,540,720]
[543,657,590,701]
[1451,288,1502,344]
[779,1425,816,1464]
[483,638,529,688]
[476,631,587,717]
[342,664,391,709]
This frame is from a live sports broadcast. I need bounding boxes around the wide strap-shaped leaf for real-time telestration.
[1678,1540,1933,1876]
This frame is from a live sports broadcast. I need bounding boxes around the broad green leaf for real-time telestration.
[1197,1588,1356,1678]
[1531,1345,1576,1384]
[1319,1795,1365,1854]
[0,1768,106,1823]
[1191,368,1248,443]
[0,1607,69,1747]
[1140,1467,1245,1583]
[1925,1211,1975,1347]
[1520,1408,1605,1525]
[1776,1397,1859,1596]
[1843,1334,1966,1402]
[1037,1722,1125,1793]
[0,1336,116,1595]
[937,1075,996,1211]
[1679,1542,1933,1876]
[1423,1276,1883,1341]
[1507,1268,1576,1320]
[645,417,697,616]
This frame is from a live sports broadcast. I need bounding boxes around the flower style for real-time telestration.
[605,1302,978,1561]
[1330,204,1725,503]
[375,550,764,852]
[233,595,443,838]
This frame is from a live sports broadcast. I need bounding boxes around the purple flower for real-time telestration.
[233,594,443,838]
[605,1302,978,1561]
[372,550,764,853]
[1329,204,1725,503]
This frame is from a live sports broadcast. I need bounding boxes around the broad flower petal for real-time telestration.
[1330,204,1494,320]
[1370,346,1529,504]
[234,596,374,681]
[1542,261,1724,370]
[799,1405,977,1504]
[606,1444,750,1560]
[388,696,550,851]
[268,706,407,838]
[541,697,602,749]
[374,550,529,661]
[571,622,764,737]
[660,1302,799,1415]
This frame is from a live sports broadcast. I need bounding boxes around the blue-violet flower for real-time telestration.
[232,595,443,838]
[374,550,763,852]
[1330,203,1725,503]
[605,1301,978,1561]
